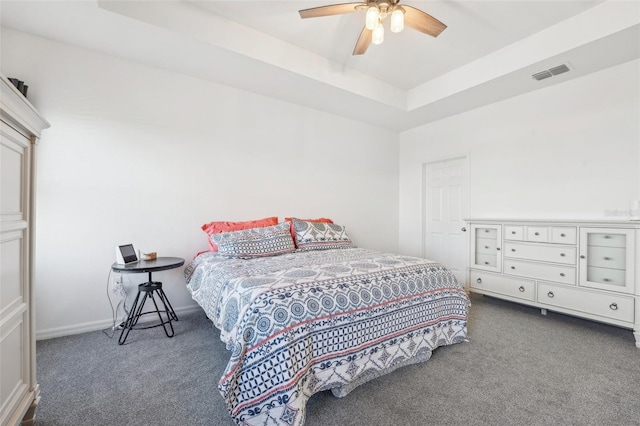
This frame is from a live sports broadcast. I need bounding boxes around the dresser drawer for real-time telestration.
[470,270,535,301]
[504,259,576,285]
[585,266,627,288]
[587,232,627,248]
[504,226,524,241]
[475,237,497,254]
[476,227,498,238]
[586,246,626,269]
[504,242,576,265]
[537,282,634,323]
[474,254,497,268]
[526,226,549,243]
[550,227,577,244]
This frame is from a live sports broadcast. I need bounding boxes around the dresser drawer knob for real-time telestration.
[510,266,516,270]
[461,227,466,232]
[496,247,501,251]
[560,253,565,257]
[518,286,525,292]
[511,249,516,252]
[604,235,611,239]
[534,232,540,236]
[511,231,516,235]
[560,233,566,237]
[603,278,611,283]
[476,278,482,284]
[560,273,565,277]
[580,255,586,259]
[484,262,489,265]
[609,303,618,311]
[547,291,555,298]
[604,257,611,261]
[484,245,489,249]
[485,229,489,233]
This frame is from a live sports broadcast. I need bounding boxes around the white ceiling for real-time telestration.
[1,1,639,131]
[193,0,603,89]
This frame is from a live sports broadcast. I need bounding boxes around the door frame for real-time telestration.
[421,154,471,286]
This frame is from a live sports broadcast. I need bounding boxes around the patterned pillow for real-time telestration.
[212,222,295,259]
[284,217,333,248]
[201,216,278,252]
[293,219,352,251]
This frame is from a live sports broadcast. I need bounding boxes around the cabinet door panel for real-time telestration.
[0,314,29,424]
[586,266,626,287]
[470,224,501,272]
[477,227,497,238]
[586,246,625,270]
[475,237,497,254]
[474,254,497,268]
[587,233,626,248]
[0,124,28,222]
[579,228,634,294]
[0,231,24,313]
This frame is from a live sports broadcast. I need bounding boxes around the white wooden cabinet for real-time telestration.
[470,224,502,272]
[1,75,49,425]
[579,227,635,294]
[467,219,640,348]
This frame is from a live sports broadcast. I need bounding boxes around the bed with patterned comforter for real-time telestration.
[185,247,469,426]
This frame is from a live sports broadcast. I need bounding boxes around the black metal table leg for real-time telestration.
[157,287,178,321]
[148,287,174,338]
[118,289,142,345]
[118,278,177,345]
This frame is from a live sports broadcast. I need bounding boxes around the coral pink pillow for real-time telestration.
[284,217,333,248]
[201,216,278,252]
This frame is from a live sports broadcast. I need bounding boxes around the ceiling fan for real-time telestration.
[299,1,447,55]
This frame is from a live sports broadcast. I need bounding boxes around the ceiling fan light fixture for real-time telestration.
[372,20,385,45]
[298,1,447,55]
[365,6,379,30]
[390,7,405,33]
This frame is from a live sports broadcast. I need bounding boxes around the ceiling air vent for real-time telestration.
[532,70,553,81]
[549,64,570,75]
[532,63,571,81]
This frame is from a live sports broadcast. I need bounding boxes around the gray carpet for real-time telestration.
[35,294,640,425]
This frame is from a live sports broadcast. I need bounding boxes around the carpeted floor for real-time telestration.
[34,294,640,425]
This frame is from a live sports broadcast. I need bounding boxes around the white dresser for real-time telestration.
[1,76,49,425]
[467,219,640,348]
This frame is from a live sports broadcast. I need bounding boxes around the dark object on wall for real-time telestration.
[8,77,29,98]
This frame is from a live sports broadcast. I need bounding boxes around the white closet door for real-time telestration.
[1,119,33,426]
[424,157,469,286]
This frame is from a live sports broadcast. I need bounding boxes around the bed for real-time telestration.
[185,220,469,426]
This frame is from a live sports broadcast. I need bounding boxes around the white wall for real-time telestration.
[399,58,640,257]
[0,28,399,339]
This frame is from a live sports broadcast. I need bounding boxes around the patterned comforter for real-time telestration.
[185,247,469,426]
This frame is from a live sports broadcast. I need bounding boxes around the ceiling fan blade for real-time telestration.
[402,5,447,37]
[299,3,365,19]
[353,26,372,55]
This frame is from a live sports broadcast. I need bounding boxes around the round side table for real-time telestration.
[111,257,185,345]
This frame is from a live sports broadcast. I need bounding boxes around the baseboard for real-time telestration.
[36,304,203,341]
